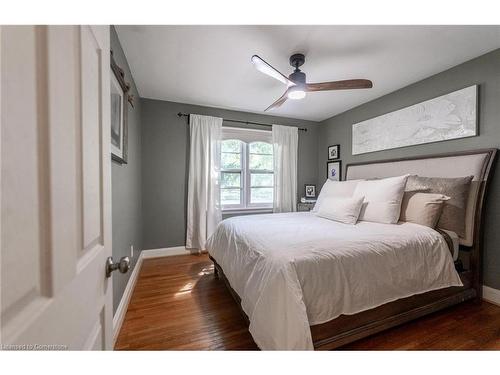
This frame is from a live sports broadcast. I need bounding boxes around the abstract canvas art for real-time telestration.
[352,85,477,155]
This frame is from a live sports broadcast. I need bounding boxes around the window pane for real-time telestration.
[221,172,241,188]
[249,142,272,155]
[251,173,273,187]
[250,188,273,204]
[249,154,273,170]
[221,152,241,169]
[222,139,241,153]
[221,189,241,205]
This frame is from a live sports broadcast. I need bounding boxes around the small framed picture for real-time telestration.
[304,184,316,198]
[328,144,340,160]
[327,160,342,181]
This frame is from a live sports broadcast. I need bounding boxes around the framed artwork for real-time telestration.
[110,50,134,164]
[328,144,340,160]
[304,184,316,198]
[327,160,342,181]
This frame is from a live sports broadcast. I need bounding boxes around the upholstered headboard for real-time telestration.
[346,149,497,247]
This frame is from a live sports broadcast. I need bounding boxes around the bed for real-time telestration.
[206,149,497,350]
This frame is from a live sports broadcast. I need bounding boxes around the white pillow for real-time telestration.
[353,175,409,224]
[313,179,364,212]
[315,196,365,225]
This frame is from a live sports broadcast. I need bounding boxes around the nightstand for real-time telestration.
[297,202,315,212]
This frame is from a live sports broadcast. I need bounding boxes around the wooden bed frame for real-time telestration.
[210,148,497,350]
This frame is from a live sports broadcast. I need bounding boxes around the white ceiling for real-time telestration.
[115,25,500,122]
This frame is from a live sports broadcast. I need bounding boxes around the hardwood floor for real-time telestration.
[115,254,257,350]
[342,300,500,350]
[115,254,500,350]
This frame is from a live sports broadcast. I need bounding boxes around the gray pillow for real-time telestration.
[405,175,473,237]
[399,192,450,228]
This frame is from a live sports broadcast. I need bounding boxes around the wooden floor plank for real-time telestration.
[115,254,500,350]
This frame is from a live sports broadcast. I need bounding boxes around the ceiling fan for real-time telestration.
[251,53,373,111]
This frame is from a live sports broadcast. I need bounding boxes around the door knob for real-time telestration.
[106,256,130,278]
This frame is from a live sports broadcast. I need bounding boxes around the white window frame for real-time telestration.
[221,127,273,212]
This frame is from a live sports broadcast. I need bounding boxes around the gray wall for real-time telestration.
[318,48,500,289]
[111,27,143,313]
[141,99,319,250]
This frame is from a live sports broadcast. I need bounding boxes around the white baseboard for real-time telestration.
[141,246,200,259]
[112,253,144,346]
[112,245,199,346]
[483,285,500,306]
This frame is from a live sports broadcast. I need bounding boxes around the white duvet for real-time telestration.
[206,212,462,350]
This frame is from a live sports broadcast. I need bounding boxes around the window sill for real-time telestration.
[222,208,273,215]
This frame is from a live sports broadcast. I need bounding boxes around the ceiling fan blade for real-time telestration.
[252,55,292,86]
[265,89,289,111]
[306,79,373,92]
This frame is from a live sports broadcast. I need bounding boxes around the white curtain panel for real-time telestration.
[272,124,298,213]
[186,114,223,250]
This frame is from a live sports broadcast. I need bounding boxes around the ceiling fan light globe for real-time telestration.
[288,89,306,100]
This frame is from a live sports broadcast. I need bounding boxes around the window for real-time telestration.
[220,128,273,210]
[249,142,273,205]
[220,139,242,206]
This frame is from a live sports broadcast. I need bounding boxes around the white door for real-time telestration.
[1,25,113,350]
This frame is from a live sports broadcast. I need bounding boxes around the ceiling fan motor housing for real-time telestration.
[289,70,306,85]
[289,53,306,85]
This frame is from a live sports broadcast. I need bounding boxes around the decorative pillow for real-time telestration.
[399,192,450,228]
[353,175,409,224]
[405,175,473,237]
[315,196,365,225]
[312,179,364,212]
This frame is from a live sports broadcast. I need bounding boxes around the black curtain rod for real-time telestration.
[177,112,307,132]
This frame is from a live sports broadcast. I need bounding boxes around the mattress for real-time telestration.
[206,212,462,350]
